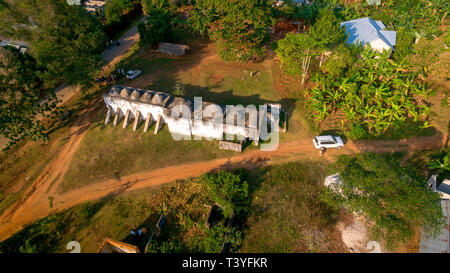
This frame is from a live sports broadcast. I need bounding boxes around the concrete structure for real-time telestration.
[427,175,450,200]
[158,42,189,56]
[341,17,397,53]
[0,40,28,54]
[419,199,450,253]
[420,176,450,253]
[103,85,282,145]
[366,0,381,5]
[219,140,244,152]
[324,173,344,195]
[84,0,106,14]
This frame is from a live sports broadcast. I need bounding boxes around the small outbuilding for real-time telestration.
[158,42,189,56]
[340,17,397,53]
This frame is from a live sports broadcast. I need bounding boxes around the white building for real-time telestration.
[102,86,281,144]
[0,40,28,54]
[340,17,397,53]
[84,0,106,14]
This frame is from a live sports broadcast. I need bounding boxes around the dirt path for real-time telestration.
[0,117,446,241]
[101,17,146,64]
[0,102,100,240]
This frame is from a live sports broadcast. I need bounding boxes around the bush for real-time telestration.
[201,170,249,219]
[275,33,319,75]
[322,153,445,249]
[320,44,355,79]
[137,9,172,46]
[190,0,275,62]
[105,0,140,25]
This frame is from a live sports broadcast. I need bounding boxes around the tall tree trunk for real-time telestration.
[301,49,311,85]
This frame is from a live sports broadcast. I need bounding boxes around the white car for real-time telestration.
[313,135,344,149]
[126,70,142,80]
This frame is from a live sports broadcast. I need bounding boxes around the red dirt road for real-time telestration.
[0,123,446,241]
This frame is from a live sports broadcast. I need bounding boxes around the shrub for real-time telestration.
[322,153,445,249]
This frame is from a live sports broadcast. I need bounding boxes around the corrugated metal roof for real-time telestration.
[340,17,396,52]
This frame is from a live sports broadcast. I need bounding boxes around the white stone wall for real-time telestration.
[104,96,164,122]
[103,86,281,142]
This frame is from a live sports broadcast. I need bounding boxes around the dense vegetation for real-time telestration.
[240,161,344,252]
[0,47,61,149]
[148,170,249,253]
[307,48,433,139]
[188,0,275,62]
[105,0,141,25]
[321,153,445,249]
[275,1,447,139]
[0,0,107,149]
[0,170,251,253]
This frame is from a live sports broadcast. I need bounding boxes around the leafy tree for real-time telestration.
[0,0,107,88]
[309,8,347,50]
[211,0,275,62]
[172,80,185,96]
[275,7,347,81]
[322,153,445,249]
[320,43,356,79]
[0,47,60,150]
[105,0,140,25]
[275,32,319,84]
[392,27,415,61]
[201,170,249,219]
[189,0,275,62]
[275,33,316,75]
[188,0,227,36]
[142,0,176,14]
[0,0,106,148]
[137,9,172,46]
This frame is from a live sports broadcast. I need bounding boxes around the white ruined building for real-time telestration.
[84,0,106,14]
[103,85,282,145]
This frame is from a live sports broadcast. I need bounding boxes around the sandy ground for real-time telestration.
[338,213,372,253]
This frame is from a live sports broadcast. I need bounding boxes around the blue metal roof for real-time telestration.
[340,17,397,50]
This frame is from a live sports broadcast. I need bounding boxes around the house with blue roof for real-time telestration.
[340,17,397,54]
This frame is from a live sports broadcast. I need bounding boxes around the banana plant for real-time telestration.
[428,154,450,172]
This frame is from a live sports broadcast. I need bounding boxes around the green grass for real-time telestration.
[0,161,346,253]
[0,126,69,216]
[58,114,237,193]
[240,161,345,253]
[0,178,213,253]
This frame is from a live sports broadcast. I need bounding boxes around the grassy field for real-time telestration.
[59,41,312,192]
[0,176,224,253]
[0,161,348,253]
[240,161,345,253]
[0,122,71,216]
[58,114,238,193]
